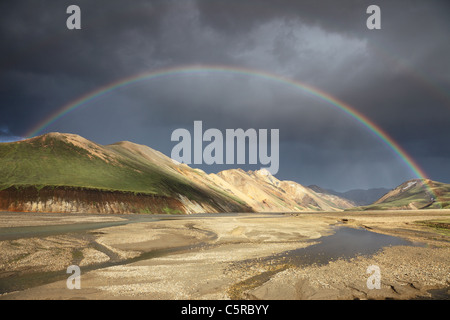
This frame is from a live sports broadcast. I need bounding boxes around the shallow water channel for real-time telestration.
[279,225,422,267]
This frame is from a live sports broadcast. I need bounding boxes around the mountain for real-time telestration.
[213,169,355,212]
[0,132,354,214]
[0,132,252,214]
[308,185,390,206]
[354,179,450,210]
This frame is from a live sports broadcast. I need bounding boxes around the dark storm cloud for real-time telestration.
[1,0,449,190]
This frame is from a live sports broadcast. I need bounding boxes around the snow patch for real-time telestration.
[402,181,417,191]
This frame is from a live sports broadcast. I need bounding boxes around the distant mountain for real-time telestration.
[308,185,390,206]
[0,132,354,214]
[354,179,450,210]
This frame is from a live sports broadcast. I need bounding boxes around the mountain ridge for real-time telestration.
[349,179,450,210]
[308,185,391,206]
[0,132,354,214]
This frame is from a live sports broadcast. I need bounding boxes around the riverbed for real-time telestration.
[0,210,448,299]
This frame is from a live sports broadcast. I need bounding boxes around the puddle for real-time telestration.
[275,226,422,267]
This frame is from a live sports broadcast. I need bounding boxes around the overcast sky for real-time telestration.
[1,0,449,191]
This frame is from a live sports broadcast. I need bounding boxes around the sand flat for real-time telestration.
[0,210,449,300]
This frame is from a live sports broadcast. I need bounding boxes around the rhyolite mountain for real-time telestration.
[0,132,354,214]
[353,179,450,210]
[214,169,355,212]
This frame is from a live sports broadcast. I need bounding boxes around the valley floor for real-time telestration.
[0,210,449,300]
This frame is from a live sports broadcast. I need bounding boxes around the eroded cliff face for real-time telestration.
[0,186,250,214]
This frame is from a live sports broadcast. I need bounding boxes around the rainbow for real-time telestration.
[25,65,429,176]
[24,64,439,204]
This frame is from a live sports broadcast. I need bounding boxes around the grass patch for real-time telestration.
[162,207,183,215]
[415,219,450,236]
[139,208,153,214]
